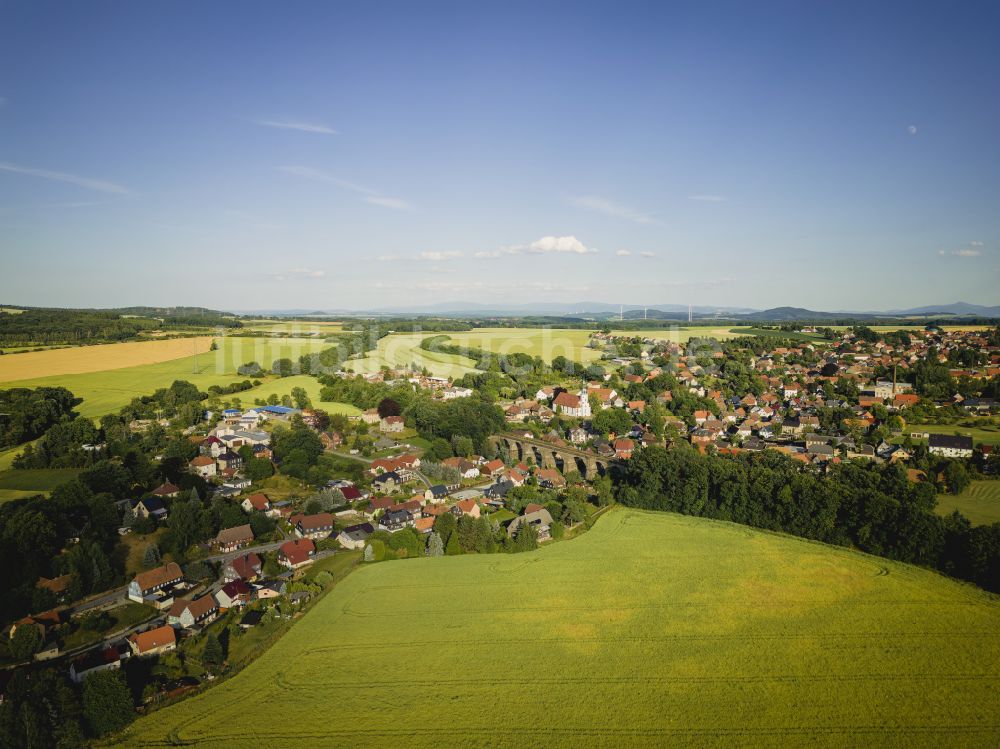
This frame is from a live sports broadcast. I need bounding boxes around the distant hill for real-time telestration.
[888,302,1000,317]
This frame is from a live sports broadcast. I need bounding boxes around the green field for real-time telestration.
[909,421,1000,447]
[0,337,333,418]
[936,481,1000,526]
[118,509,1000,748]
[233,375,360,416]
[347,332,479,378]
[0,467,81,503]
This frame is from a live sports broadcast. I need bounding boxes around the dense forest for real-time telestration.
[0,307,240,346]
[0,386,78,448]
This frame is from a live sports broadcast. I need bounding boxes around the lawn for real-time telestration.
[0,336,334,419]
[0,467,82,503]
[936,481,1000,526]
[117,508,1000,748]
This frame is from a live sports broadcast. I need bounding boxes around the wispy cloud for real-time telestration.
[639,251,655,258]
[939,241,984,258]
[567,195,658,225]
[378,250,463,262]
[419,251,463,261]
[615,250,632,257]
[275,267,326,281]
[366,196,414,211]
[279,165,412,210]
[0,162,128,194]
[688,194,727,202]
[255,119,337,135]
[907,125,918,136]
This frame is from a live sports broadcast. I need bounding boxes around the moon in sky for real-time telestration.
[907,125,918,135]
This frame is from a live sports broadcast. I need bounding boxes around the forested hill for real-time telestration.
[0,306,240,345]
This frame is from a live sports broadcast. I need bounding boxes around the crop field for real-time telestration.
[118,509,1000,748]
[444,328,604,363]
[936,481,1000,526]
[0,336,215,382]
[0,336,334,418]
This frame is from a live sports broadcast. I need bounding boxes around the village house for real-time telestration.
[223,552,262,583]
[167,594,219,629]
[216,579,252,608]
[336,522,375,549]
[128,562,183,605]
[278,538,316,569]
[928,434,974,459]
[380,415,405,433]
[129,625,177,657]
[214,524,254,553]
[379,507,415,532]
[294,512,335,539]
[451,498,481,518]
[506,508,554,541]
[69,643,130,684]
[189,455,217,478]
[241,493,271,514]
[133,496,168,522]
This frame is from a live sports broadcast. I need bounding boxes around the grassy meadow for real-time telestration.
[444,328,604,363]
[117,509,1000,748]
[233,375,360,415]
[0,467,82,503]
[936,481,1000,526]
[909,420,1000,447]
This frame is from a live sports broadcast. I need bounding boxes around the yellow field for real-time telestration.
[444,328,604,362]
[0,336,214,382]
[0,337,333,418]
[119,508,1000,748]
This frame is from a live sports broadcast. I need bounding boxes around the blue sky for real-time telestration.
[0,0,997,311]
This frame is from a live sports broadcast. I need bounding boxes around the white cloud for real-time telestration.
[473,235,597,258]
[567,195,657,224]
[615,250,632,257]
[255,119,337,135]
[527,235,596,254]
[688,195,727,202]
[0,162,129,194]
[971,240,983,247]
[939,249,981,258]
[279,165,412,210]
[907,125,918,135]
[276,267,326,281]
[639,251,655,258]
